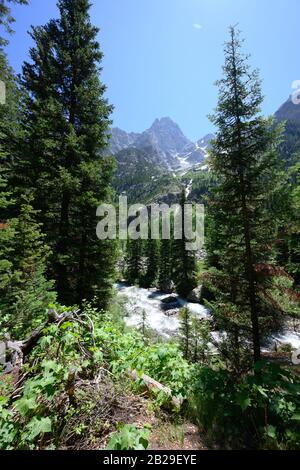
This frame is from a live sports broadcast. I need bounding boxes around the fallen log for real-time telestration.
[1,309,80,383]
[128,369,183,408]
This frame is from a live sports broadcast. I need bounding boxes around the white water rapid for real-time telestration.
[115,283,300,351]
[115,283,210,338]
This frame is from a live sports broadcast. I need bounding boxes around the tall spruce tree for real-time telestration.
[7,197,56,336]
[286,160,300,284]
[143,238,159,287]
[172,190,198,298]
[0,17,25,221]
[125,239,144,285]
[18,0,116,307]
[207,27,283,365]
[0,126,14,307]
[0,0,19,298]
[0,0,28,46]
[179,307,192,360]
[0,0,54,336]
[158,239,173,292]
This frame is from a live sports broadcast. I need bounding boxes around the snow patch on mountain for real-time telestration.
[110,119,214,173]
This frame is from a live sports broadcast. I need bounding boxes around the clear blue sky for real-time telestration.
[5,0,299,141]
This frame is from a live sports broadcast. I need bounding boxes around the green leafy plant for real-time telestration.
[190,360,300,449]
[106,424,151,450]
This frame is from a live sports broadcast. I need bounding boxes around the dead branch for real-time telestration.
[128,369,183,408]
[1,309,82,384]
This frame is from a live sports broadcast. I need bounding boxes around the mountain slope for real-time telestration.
[112,146,182,204]
[110,118,213,203]
[110,96,300,204]
[110,117,212,171]
[275,97,300,123]
[275,97,300,166]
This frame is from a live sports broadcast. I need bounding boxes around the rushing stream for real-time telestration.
[116,283,210,337]
[115,283,300,350]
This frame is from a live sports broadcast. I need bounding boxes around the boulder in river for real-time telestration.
[187,286,203,303]
[161,294,179,305]
[159,280,175,294]
[164,308,180,317]
[161,295,181,312]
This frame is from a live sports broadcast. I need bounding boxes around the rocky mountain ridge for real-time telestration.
[110,117,213,172]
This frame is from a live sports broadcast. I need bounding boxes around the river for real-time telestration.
[115,283,300,351]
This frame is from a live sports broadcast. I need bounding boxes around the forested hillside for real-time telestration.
[0,0,299,452]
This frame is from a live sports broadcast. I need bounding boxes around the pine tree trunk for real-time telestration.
[57,191,70,301]
[241,187,261,363]
[77,212,87,305]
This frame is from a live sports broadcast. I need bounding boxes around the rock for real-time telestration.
[161,303,181,312]
[164,308,180,317]
[161,294,181,312]
[199,284,215,303]
[161,294,178,304]
[187,286,203,303]
[4,362,13,374]
[196,249,207,261]
[160,280,175,294]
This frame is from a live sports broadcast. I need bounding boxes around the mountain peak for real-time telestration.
[145,117,191,156]
[275,96,300,123]
[150,116,181,129]
[109,120,214,172]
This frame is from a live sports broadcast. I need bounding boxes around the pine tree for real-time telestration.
[143,238,159,287]
[0,9,46,321]
[137,309,148,339]
[286,160,300,283]
[0,176,55,339]
[0,128,14,305]
[0,39,25,224]
[7,196,56,335]
[190,318,211,363]
[158,239,173,292]
[125,239,144,285]
[179,307,192,360]
[0,0,27,145]
[0,0,28,46]
[172,190,198,298]
[18,0,116,307]
[179,309,211,363]
[207,27,283,366]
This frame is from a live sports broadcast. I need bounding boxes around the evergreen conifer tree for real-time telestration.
[125,239,144,285]
[207,27,283,365]
[158,239,173,292]
[18,0,116,307]
[286,160,300,284]
[172,190,198,298]
[0,1,53,338]
[143,238,159,288]
[0,0,28,46]
[7,196,56,335]
[179,307,192,360]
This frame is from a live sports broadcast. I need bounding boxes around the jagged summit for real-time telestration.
[110,118,213,171]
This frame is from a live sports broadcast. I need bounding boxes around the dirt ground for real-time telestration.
[100,391,207,451]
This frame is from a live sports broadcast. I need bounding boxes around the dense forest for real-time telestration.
[0,0,300,451]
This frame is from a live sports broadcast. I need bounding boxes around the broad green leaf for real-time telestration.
[266,425,276,439]
[15,397,37,417]
[236,392,251,411]
[25,417,52,441]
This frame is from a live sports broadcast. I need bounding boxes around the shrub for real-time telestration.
[190,360,300,449]
[106,424,151,450]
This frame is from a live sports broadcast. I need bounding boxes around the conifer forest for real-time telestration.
[0,0,300,456]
